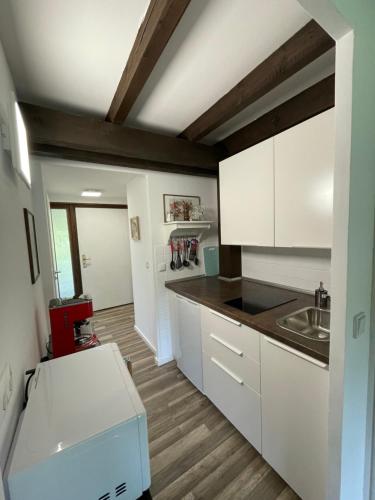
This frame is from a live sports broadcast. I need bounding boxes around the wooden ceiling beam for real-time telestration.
[106,0,191,124]
[21,102,219,176]
[179,20,335,142]
[217,74,335,159]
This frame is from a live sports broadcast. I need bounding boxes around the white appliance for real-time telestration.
[5,343,150,500]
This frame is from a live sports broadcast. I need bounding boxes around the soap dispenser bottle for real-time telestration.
[315,281,328,308]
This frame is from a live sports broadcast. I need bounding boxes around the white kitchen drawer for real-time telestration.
[202,332,260,393]
[203,352,261,452]
[201,307,260,362]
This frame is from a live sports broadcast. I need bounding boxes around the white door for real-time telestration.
[219,137,274,246]
[261,335,329,500]
[76,208,133,311]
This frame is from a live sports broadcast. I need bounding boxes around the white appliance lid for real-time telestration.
[8,343,145,473]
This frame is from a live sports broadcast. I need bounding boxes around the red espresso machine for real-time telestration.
[49,297,100,358]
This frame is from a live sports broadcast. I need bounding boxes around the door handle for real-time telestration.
[209,309,241,326]
[210,334,243,356]
[264,336,328,369]
[211,357,244,385]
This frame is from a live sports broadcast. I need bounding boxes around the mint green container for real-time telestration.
[204,246,219,277]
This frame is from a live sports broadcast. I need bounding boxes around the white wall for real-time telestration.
[126,175,157,351]
[32,161,55,305]
[242,247,331,293]
[147,172,218,364]
[0,42,48,497]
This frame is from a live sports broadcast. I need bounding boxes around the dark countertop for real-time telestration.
[165,276,329,364]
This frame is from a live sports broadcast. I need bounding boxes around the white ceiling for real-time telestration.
[0,0,150,116]
[43,162,137,203]
[0,0,334,142]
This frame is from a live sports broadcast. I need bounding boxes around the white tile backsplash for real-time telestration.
[242,247,331,293]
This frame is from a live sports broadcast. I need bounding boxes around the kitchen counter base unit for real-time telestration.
[166,276,329,364]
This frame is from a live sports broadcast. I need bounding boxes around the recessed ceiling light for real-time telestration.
[81,189,102,197]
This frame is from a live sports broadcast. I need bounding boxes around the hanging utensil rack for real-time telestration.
[164,221,213,244]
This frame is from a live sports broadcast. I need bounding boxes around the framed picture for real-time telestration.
[130,216,140,241]
[163,194,201,222]
[23,208,40,284]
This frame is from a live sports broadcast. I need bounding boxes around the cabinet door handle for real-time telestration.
[176,295,198,307]
[210,334,243,357]
[264,336,328,369]
[209,309,241,326]
[211,357,244,385]
[186,298,199,306]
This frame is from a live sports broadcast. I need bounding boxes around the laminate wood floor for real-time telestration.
[93,304,300,500]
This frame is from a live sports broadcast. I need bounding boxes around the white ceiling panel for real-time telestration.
[43,162,137,203]
[0,0,150,116]
[126,0,311,135]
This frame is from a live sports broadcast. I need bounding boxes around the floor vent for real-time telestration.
[98,494,110,500]
[115,482,127,496]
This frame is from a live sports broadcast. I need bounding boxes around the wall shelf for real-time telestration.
[164,221,214,242]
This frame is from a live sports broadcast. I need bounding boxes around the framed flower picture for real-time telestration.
[163,194,201,222]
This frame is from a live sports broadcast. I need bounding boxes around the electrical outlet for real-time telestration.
[158,263,166,272]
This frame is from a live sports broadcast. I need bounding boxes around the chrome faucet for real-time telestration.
[315,282,331,309]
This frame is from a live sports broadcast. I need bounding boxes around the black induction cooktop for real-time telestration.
[224,289,297,316]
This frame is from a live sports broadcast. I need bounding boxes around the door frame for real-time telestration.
[50,202,128,298]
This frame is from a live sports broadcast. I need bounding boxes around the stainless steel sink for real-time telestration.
[276,307,330,342]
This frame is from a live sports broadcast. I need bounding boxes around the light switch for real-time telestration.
[158,263,166,272]
[353,312,366,339]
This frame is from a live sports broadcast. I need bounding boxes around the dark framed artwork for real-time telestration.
[24,208,40,284]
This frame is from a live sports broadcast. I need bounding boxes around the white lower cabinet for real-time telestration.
[170,297,329,498]
[201,307,262,452]
[175,295,203,391]
[261,335,329,500]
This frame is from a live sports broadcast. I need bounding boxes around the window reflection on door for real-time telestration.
[51,208,75,298]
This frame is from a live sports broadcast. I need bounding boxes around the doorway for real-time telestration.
[50,202,133,311]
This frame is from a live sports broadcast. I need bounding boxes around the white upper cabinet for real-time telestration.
[274,109,335,248]
[219,109,335,249]
[220,137,274,246]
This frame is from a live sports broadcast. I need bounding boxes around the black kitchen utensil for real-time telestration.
[176,240,183,269]
[170,241,175,270]
[192,238,199,265]
[183,239,189,267]
[188,238,195,261]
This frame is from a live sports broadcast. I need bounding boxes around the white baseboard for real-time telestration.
[155,354,175,367]
[134,325,156,353]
